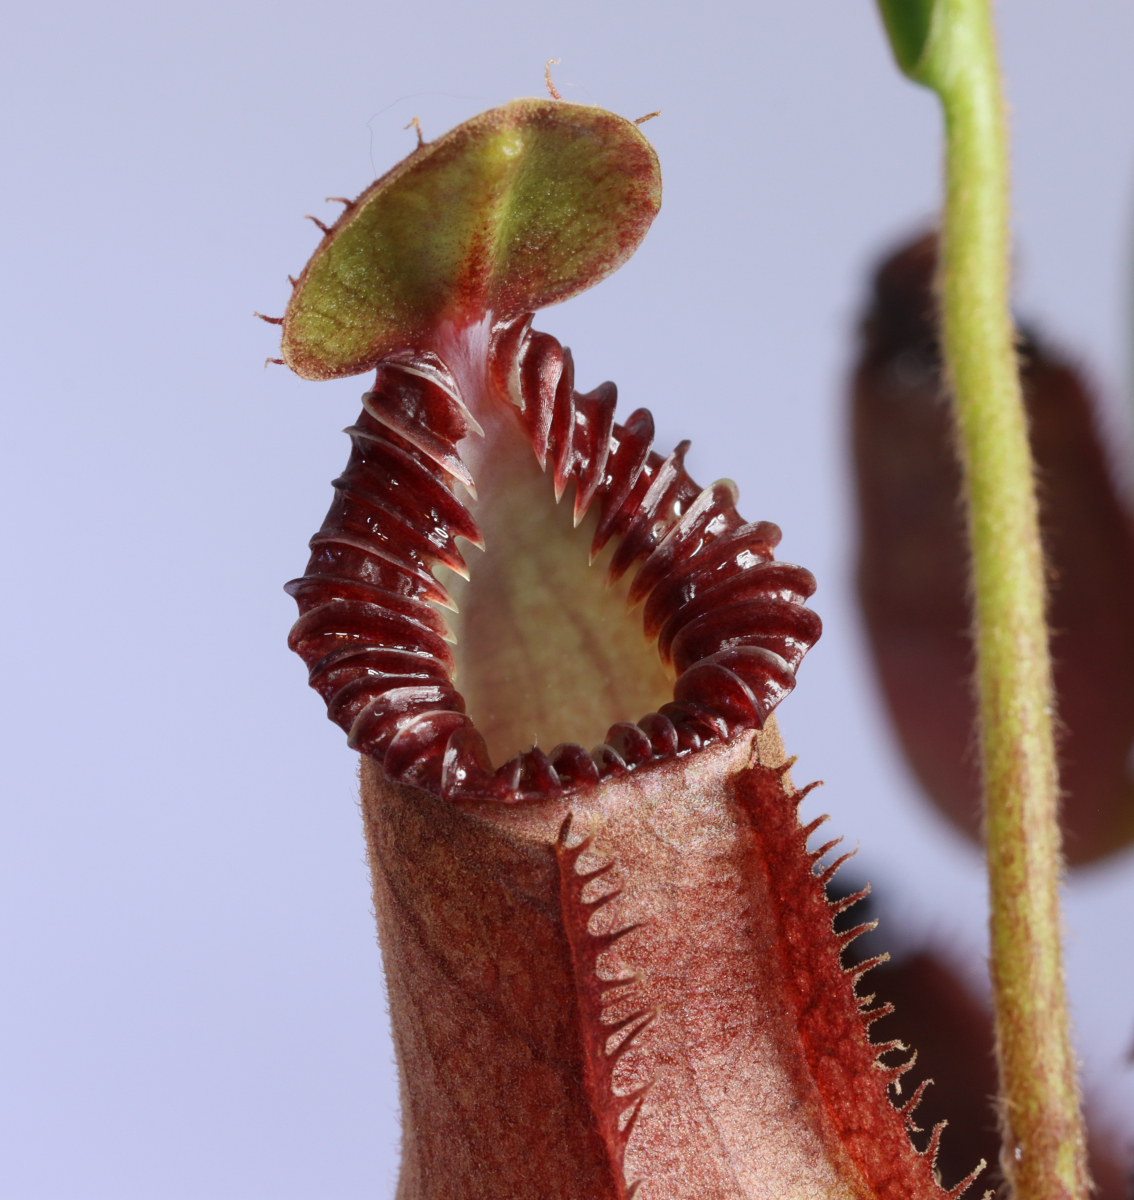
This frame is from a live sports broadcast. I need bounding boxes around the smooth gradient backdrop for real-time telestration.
[2,1,1132,1196]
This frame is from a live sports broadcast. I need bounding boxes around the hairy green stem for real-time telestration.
[876,1,1088,1196]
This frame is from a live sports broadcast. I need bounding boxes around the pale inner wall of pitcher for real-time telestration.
[441,402,674,767]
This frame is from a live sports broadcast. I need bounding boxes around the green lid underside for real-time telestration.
[282,99,662,381]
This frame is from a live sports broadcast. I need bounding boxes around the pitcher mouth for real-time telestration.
[285,313,821,804]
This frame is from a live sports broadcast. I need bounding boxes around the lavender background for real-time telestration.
[2,1,1132,1195]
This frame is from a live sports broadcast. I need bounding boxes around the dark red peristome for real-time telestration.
[286,313,821,801]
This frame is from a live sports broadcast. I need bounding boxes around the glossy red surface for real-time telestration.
[287,314,822,802]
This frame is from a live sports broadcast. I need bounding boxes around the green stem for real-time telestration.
[877,1,1089,1196]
